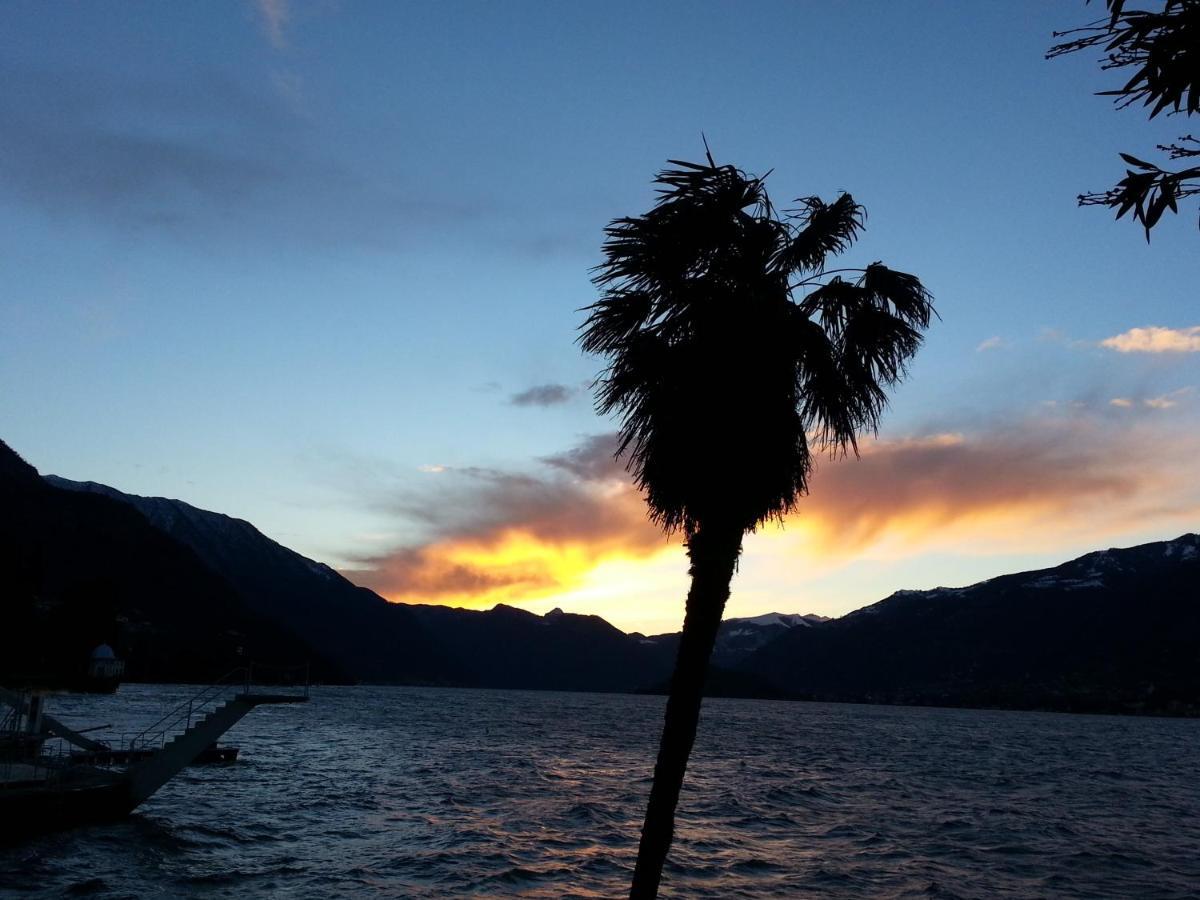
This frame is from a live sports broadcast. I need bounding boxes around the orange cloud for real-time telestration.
[342,417,1200,615]
[1101,326,1200,353]
[342,436,670,607]
[787,418,1197,557]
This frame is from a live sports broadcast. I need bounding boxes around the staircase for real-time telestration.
[125,667,308,806]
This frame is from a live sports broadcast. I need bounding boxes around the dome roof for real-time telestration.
[90,644,116,659]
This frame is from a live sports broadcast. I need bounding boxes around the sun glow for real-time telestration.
[379,527,676,611]
[356,423,1200,634]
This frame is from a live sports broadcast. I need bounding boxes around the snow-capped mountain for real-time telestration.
[15,436,1199,713]
[701,612,830,667]
[726,612,830,629]
[745,533,1200,715]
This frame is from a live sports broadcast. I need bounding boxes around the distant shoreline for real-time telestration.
[27,679,1196,721]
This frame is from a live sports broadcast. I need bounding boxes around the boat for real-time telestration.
[0,665,308,841]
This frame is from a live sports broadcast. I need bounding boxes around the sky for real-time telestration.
[2,1,1197,635]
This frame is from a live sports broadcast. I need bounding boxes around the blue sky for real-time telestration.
[3,1,1197,633]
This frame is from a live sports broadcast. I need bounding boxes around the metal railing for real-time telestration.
[123,662,310,752]
[0,738,72,791]
[126,667,250,752]
[3,661,312,776]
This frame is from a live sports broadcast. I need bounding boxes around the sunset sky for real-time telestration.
[3,2,1197,634]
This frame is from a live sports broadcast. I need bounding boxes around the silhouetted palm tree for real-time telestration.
[581,153,935,899]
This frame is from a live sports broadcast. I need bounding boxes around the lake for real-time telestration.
[2,685,1198,898]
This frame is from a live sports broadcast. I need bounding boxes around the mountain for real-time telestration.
[14,440,1199,714]
[406,605,673,692]
[45,476,453,686]
[638,611,828,671]
[0,440,324,685]
[631,611,829,699]
[741,534,1200,715]
[42,470,675,691]
[711,612,829,667]
[0,439,41,485]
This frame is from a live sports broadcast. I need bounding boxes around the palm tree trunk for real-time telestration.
[629,520,743,899]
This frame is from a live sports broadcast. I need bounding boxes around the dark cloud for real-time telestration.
[510,384,575,407]
[365,460,653,550]
[0,63,480,248]
[540,432,625,482]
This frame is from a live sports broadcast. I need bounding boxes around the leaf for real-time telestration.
[1164,179,1178,213]
[1119,152,1156,170]
[1143,190,1168,230]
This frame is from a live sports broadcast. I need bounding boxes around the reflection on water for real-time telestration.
[2,685,1198,898]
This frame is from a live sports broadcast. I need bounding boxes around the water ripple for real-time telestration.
[2,685,1198,898]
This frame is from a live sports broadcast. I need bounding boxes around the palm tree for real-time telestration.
[580,153,935,899]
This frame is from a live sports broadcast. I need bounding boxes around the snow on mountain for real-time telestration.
[1163,536,1198,561]
[726,612,828,628]
[845,533,1200,623]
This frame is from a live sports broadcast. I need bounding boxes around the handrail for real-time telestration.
[124,661,310,752]
[126,667,248,751]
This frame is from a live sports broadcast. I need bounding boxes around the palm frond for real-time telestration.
[579,290,655,356]
[774,193,864,275]
[860,263,937,328]
[795,276,864,337]
[791,312,884,454]
[581,154,934,536]
[842,304,924,388]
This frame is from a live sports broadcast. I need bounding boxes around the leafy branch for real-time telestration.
[1048,0,1200,239]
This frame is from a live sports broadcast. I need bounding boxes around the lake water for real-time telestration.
[2,685,1198,898]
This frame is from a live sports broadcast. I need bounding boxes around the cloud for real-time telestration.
[976,336,1005,352]
[253,0,291,49]
[1145,387,1193,409]
[788,418,1197,556]
[342,436,665,606]
[342,411,1200,613]
[510,384,575,407]
[1109,388,1192,411]
[540,433,625,481]
[0,63,481,249]
[1101,326,1200,354]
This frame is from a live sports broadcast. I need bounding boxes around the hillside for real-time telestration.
[12,440,1199,714]
[742,535,1200,715]
[46,476,454,685]
[44,471,676,690]
[407,605,674,692]
[0,440,326,685]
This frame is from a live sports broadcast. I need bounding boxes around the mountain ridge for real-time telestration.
[40,472,674,690]
[10,440,1198,715]
[743,533,1200,715]
[0,442,329,685]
